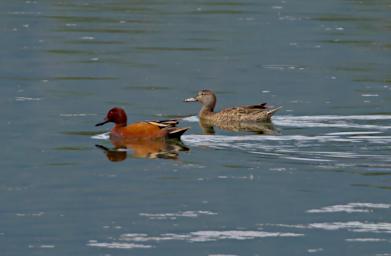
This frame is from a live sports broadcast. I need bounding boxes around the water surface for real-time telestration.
[1,0,390,255]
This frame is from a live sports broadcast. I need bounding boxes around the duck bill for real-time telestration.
[184,97,197,102]
[95,118,109,127]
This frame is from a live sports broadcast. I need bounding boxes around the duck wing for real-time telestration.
[219,105,268,115]
[147,119,179,128]
[220,103,269,113]
[216,104,281,122]
[243,103,268,109]
[146,119,189,139]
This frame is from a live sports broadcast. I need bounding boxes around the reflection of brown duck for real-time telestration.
[96,145,127,162]
[96,138,189,161]
[185,89,281,122]
[199,118,276,135]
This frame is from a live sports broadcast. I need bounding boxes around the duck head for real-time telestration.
[184,89,217,111]
[96,107,127,127]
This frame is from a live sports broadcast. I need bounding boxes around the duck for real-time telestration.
[184,89,281,122]
[95,107,189,140]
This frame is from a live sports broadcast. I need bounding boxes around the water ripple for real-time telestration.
[307,203,391,213]
[140,210,218,220]
[273,115,391,130]
[87,241,152,249]
[266,221,391,234]
[87,230,303,250]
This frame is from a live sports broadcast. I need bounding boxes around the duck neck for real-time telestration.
[114,122,127,128]
[199,104,215,118]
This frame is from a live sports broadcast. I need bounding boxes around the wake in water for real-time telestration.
[180,114,391,164]
[93,115,391,165]
[272,115,391,130]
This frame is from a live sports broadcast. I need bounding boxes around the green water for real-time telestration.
[1,0,390,255]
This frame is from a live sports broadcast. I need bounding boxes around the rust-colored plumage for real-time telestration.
[96,107,189,139]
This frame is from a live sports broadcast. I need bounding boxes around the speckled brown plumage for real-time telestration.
[199,118,276,135]
[185,89,281,123]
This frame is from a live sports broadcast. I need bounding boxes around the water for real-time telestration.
[1,0,390,255]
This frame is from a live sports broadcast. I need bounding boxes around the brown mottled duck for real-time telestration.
[184,89,281,123]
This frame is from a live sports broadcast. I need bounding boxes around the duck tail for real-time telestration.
[266,106,282,119]
[167,127,190,139]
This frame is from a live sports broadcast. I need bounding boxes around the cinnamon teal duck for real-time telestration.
[184,89,281,122]
[96,107,189,140]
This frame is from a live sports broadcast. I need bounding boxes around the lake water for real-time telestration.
[1,0,390,255]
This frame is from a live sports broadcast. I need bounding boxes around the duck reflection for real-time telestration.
[96,137,189,161]
[199,118,277,135]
